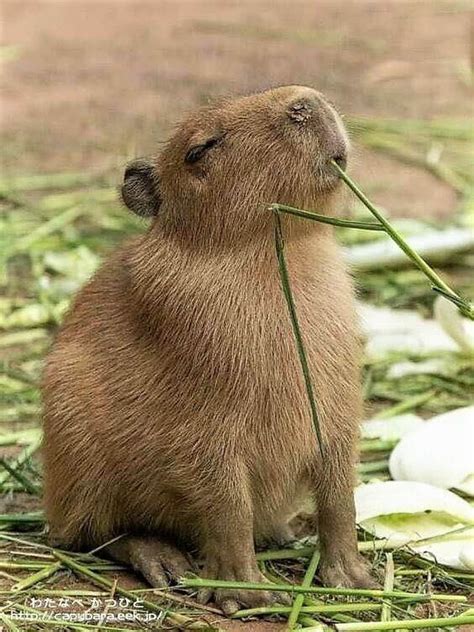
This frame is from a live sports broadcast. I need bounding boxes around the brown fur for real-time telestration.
[42,85,375,613]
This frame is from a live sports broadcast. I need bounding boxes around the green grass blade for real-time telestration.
[331,160,474,319]
[53,549,215,630]
[273,210,324,456]
[286,548,320,629]
[270,203,385,231]
[182,577,467,602]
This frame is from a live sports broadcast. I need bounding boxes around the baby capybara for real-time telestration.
[43,85,374,614]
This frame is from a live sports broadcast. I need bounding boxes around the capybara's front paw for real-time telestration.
[197,561,291,616]
[319,553,377,589]
[215,583,288,616]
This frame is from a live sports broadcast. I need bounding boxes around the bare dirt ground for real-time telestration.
[2,0,473,218]
[1,1,474,630]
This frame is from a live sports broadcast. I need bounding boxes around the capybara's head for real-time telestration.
[122,86,349,239]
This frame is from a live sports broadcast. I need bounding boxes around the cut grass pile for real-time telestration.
[1,118,473,629]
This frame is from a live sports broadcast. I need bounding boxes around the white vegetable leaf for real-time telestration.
[389,406,474,495]
[355,481,474,570]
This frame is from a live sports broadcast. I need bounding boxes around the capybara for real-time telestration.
[42,85,375,615]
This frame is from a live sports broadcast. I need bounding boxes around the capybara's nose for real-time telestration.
[287,98,314,123]
[285,86,323,120]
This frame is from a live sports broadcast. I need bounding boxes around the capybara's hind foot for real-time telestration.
[106,535,193,587]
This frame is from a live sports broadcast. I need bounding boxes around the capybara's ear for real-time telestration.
[121,159,162,217]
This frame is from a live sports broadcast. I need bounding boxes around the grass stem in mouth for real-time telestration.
[269,203,385,231]
[330,160,474,320]
[273,210,324,456]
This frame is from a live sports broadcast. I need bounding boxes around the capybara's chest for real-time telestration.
[134,244,360,427]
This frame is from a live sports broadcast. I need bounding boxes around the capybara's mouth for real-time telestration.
[316,149,347,190]
[332,153,347,171]
[316,160,345,192]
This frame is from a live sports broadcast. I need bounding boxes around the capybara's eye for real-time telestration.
[185,137,221,164]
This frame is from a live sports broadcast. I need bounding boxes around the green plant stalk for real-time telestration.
[0,562,55,571]
[261,566,362,625]
[331,160,474,320]
[0,459,40,495]
[0,613,21,632]
[0,428,41,447]
[11,561,61,592]
[360,439,398,452]
[0,561,123,571]
[0,512,44,523]
[270,204,385,231]
[408,524,474,547]
[67,551,221,614]
[381,553,394,623]
[9,205,85,256]
[374,391,435,419]
[299,616,327,630]
[404,569,474,580]
[431,285,470,310]
[257,539,396,562]
[0,171,101,193]
[181,578,466,602]
[323,614,474,631]
[53,550,215,630]
[358,460,389,474]
[257,546,316,561]
[0,533,50,547]
[270,165,472,458]
[232,603,383,618]
[1,366,38,386]
[286,549,320,630]
[273,211,324,455]
[0,435,42,486]
[397,547,474,583]
[0,328,48,349]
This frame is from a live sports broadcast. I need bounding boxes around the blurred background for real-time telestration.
[2,0,473,216]
[2,0,474,485]
[1,3,474,629]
